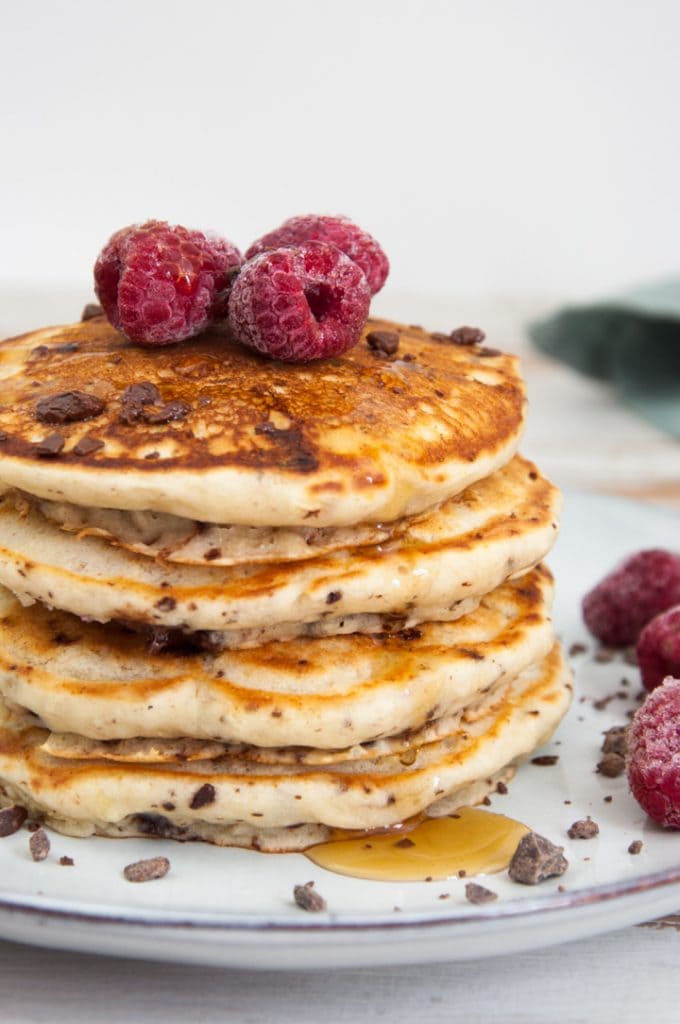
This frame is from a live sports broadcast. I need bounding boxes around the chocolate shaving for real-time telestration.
[567,816,599,839]
[465,882,498,904]
[0,804,28,837]
[366,330,400,356]
[508,832,568,885]
[81,303,103,321]
[601,725,628,758]
[448,326,485,346]
[293,881,327,912]
[597,751,626,778]
[35,432,65,457]
[36,391,104,424]
[189,783,216,809]
[123,856,170,883]
[29,827,50,861]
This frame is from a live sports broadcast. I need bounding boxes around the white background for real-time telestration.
[2,0,680,307]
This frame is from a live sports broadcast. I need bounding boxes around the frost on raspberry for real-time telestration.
[245,215,389,295]
[228,242,371,362]
[627,676,680,828]
[637,605,680,692]
[94,221,242,346]
[582,549,680,646]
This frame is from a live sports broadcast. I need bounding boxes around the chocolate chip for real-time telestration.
[59,855,74,866]
[325,590,342,605]
[189,783,216,809]
[73,435,105,457]
[508,832,568,885]
[567,816,599,839]
[531,755,559,766]
[30,345,50,359]
[122,382,160,406]
[0,805,28,837]
[204,547,222,561]
[597,751,626,777]
[142,399,191,424]
[123,856,170,883]
[162,801,176,811]
[81,303,103,321]
[448,326,485,346]
[36,389,104,425]
[601,725,628,758]
[628,839,643,855]
[366,330,400,355]
[29,827,50,861]
[34,432,65,457]
[393,837,416,848]
[293,881,327,912]
[398,627,422,642]
[154,596,177,613]
[465,882,498,904]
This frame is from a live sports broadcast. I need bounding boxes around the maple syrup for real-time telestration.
[305,807,528,881]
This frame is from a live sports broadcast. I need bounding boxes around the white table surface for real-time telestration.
[0,288,679,1024]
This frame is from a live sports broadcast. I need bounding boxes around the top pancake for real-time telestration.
[0,315,525,526]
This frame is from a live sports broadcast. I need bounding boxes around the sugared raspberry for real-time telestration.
[637,606,680,692]
[94,221,242,346]
[582,549,680,647]
[245,215,389,295]
[627,677,680,828]
[228,242,370,362]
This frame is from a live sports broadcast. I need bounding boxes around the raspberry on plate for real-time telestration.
[228,241,371,362]
[637,606,680,692]
[627,676,680,828]
[582,549,680,646]
[94,221,242,346]
[245,215,389,295]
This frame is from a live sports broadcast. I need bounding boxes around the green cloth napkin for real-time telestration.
[529,279,680,438]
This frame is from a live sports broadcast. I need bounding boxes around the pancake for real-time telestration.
[0,644,571,850]
[0,565,555,747]
[0,316,525,527]
[0,456,560,638]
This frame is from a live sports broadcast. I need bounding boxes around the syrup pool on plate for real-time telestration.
[305,807,529,882]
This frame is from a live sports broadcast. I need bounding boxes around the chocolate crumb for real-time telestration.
[398,627,422,642]
[558,885,566,893]
[482,796,492,806]
[457,869,467,878]
[567,816,599,840]
[293,881,327,912]
[393,837,416,849]
[35,432,65,457]
[56,342,80,353]
[29,827,50,861]
[595,647,617,664]
[623,645,638,666]
[508,832,568,885]
[597,752,626,778]
[142,399,191,425]
[531,754,559,766]
[438,893,450,900]
[73,435,105,456]
[81,302,103,321]
[204,547,222,561]
[0,805,28,837]
[36,391,105,424]
[30,345,49,359]
[123,856,170,883]
[189,783,216,809]
[448,326,485,346]
[366,330,400,355]
[154,596,177,613]
[496,781,508,795]
[568,643,587,657]
[59,855,74,866]
[628,839,643,855]
[122,381,160,406]
[476,346,502,357]
[604,795,613,803]
[325,590,342,605]
[26,821,41,832]
[162,801,175,811]
[465,882,498,905]
[601,725,628,758]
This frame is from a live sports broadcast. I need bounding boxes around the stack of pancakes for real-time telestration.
[0,316,571,850]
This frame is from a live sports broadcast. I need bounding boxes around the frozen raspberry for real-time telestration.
[637,606,680,692]
[245,215,389,295]
[228,242,371,362]
[582,549,680,647]
[94,221,242,346]
[627,677,680,827]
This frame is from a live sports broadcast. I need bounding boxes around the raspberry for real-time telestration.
[228,242,371,362]
[245,215,389,295]
[627,677,680,828]
[582,549,680,646]
[637,606,680,692]
[94,221,242,346]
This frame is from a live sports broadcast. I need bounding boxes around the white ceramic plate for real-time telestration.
[0,490,679,969]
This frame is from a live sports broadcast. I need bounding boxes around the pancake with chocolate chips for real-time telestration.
[0,315,525,527]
